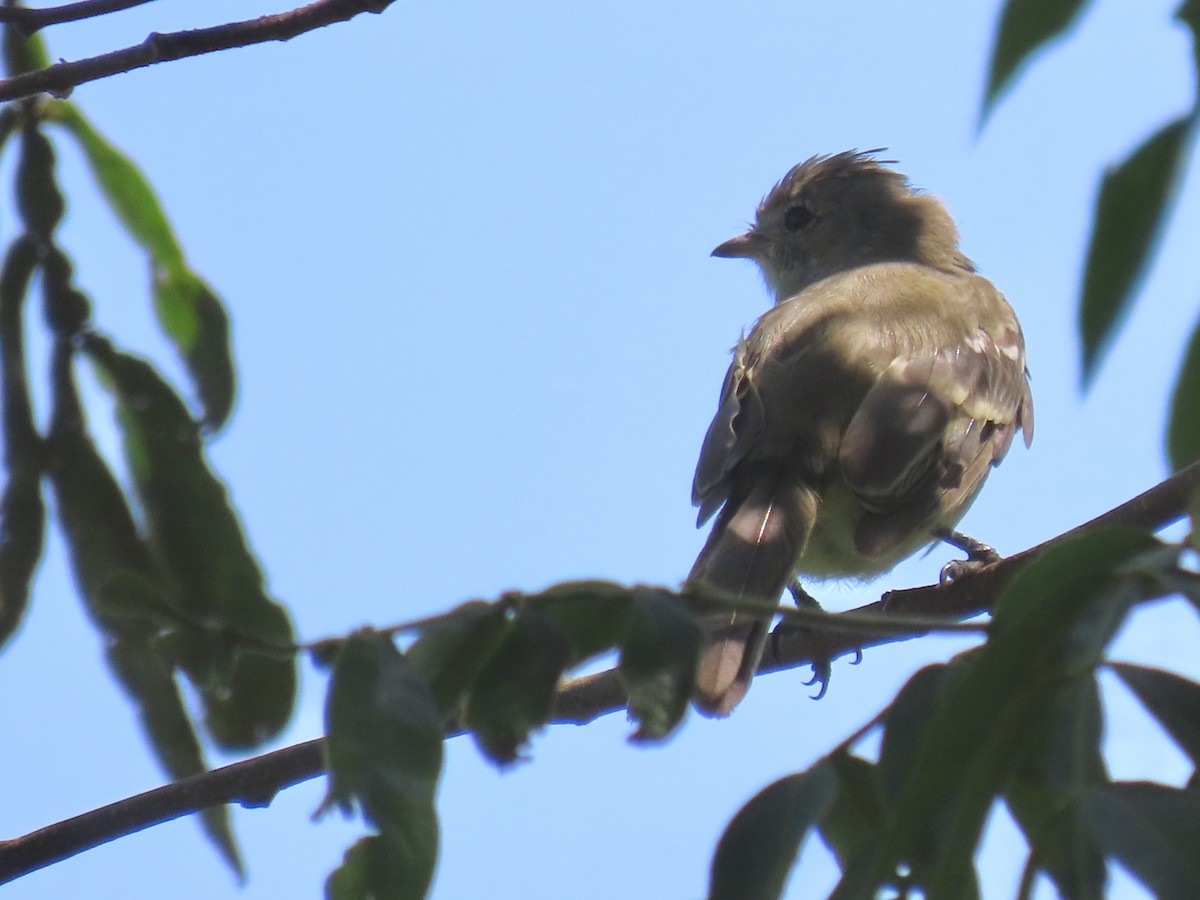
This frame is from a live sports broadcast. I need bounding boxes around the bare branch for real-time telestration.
[1,460,1196,884]
[0,0,395,102]
[0,1,158,36]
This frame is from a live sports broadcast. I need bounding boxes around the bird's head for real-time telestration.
[712,150,972,302]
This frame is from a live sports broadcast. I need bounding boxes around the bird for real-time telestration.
[689,150,1033,716]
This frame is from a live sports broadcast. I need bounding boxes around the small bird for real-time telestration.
[690,151,1033,716]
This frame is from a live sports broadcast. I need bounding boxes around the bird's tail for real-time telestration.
[690,475,817,716]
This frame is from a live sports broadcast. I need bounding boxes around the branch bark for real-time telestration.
[0,0,395,102]
[1,460,1197,885]
[0,1,158,36]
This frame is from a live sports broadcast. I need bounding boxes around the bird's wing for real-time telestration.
[838,274,1033,556]
[692,336,765,526]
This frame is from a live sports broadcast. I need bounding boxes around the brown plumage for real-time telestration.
[690,152,1033,716]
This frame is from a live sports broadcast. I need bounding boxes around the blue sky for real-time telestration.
[1,0,1199,897]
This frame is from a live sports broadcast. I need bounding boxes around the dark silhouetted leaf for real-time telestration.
[618,587,699,742]
[322,630,442,900]
[877,663,953,804]
[536,580,632,665]
[2,22,49,76]
[836,529,1158,899]
[405,601,512,716]
[709,760,837,900]
[981,0,1090,124]
[0,235,45,647]
[83,334,296,749]
[464,606,570,764]
[1085,782,1200,897]
[1005,676,1108,900]
[1080,116,1192,386]
[39,243,91,338]
[17,120,63,238]
[1169,316,1200,469]
[327,835,419,900]
[47,340,240,874]
[50,102,235,429]
[1114,662,1200,769]
[1178,0,1200,83]
[818,751,885,871]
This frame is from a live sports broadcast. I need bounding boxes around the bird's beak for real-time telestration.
[711,231,762,259]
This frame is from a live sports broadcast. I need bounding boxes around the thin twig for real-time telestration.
[0,0,157,36]
[1,460,1197,885]
[0,0,395,102]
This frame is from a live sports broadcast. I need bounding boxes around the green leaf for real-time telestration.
[709,760,838,900]
[618,587,700,742]
[48,102,235,429]
[2,22,50,76]
[877,663,953,804]
[1080,116,1193,387]
[1085,782,1200,897]
[837,529,1158,899]
[327,835,421,900]
[84,334,296,749]
[980,0,1090,125]
[535,580,632,665]
[1169,316,1200,469]
[17,120,64,238]
[1113,662,1200,769]
[322,630,443,900]
[0,235,45,647]
[464,605,570,764]
[46,340,240,875]
[1005,676,1108,900]
[108,630,243,876]
[405,601,513,716]
[817,752,886,871]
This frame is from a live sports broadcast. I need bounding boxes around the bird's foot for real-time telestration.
[937,529,1001,583]
[769,580,860,699]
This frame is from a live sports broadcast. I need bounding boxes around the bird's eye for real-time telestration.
[783,205,816,232]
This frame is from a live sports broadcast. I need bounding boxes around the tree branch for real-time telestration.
[0,0,395,102]
[2,460,1197,884]
[0,0,158,36]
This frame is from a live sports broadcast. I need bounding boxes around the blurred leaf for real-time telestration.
[877,663,952,805]
[17,119,64,238]
[405,601,512,716]
[327,835,418,900]
[709,760,837,900]
[836,529,1158,899]
[1080,116,1192,387]
[2,21,49,75]
[1005,676,1108,900]
[536,580,632,665]
[39,243,91,338]
[48,102,235,428]
[0,235,45,647]
[464,605,570,764]
[322,630,443,900]
[818,752,885,871]
[1114,662,1200,769]
[108,630,243,876]
[1085,782,1200,897]
[153,268,234,429]
[618,587,699,742]
[981,0,1090,124]
[83,334,296,749]
[1178,0,1200,85]
[46,340,239,874]
[1169,316,1200,469]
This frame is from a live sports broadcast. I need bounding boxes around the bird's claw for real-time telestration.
[936,529,1000,584]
